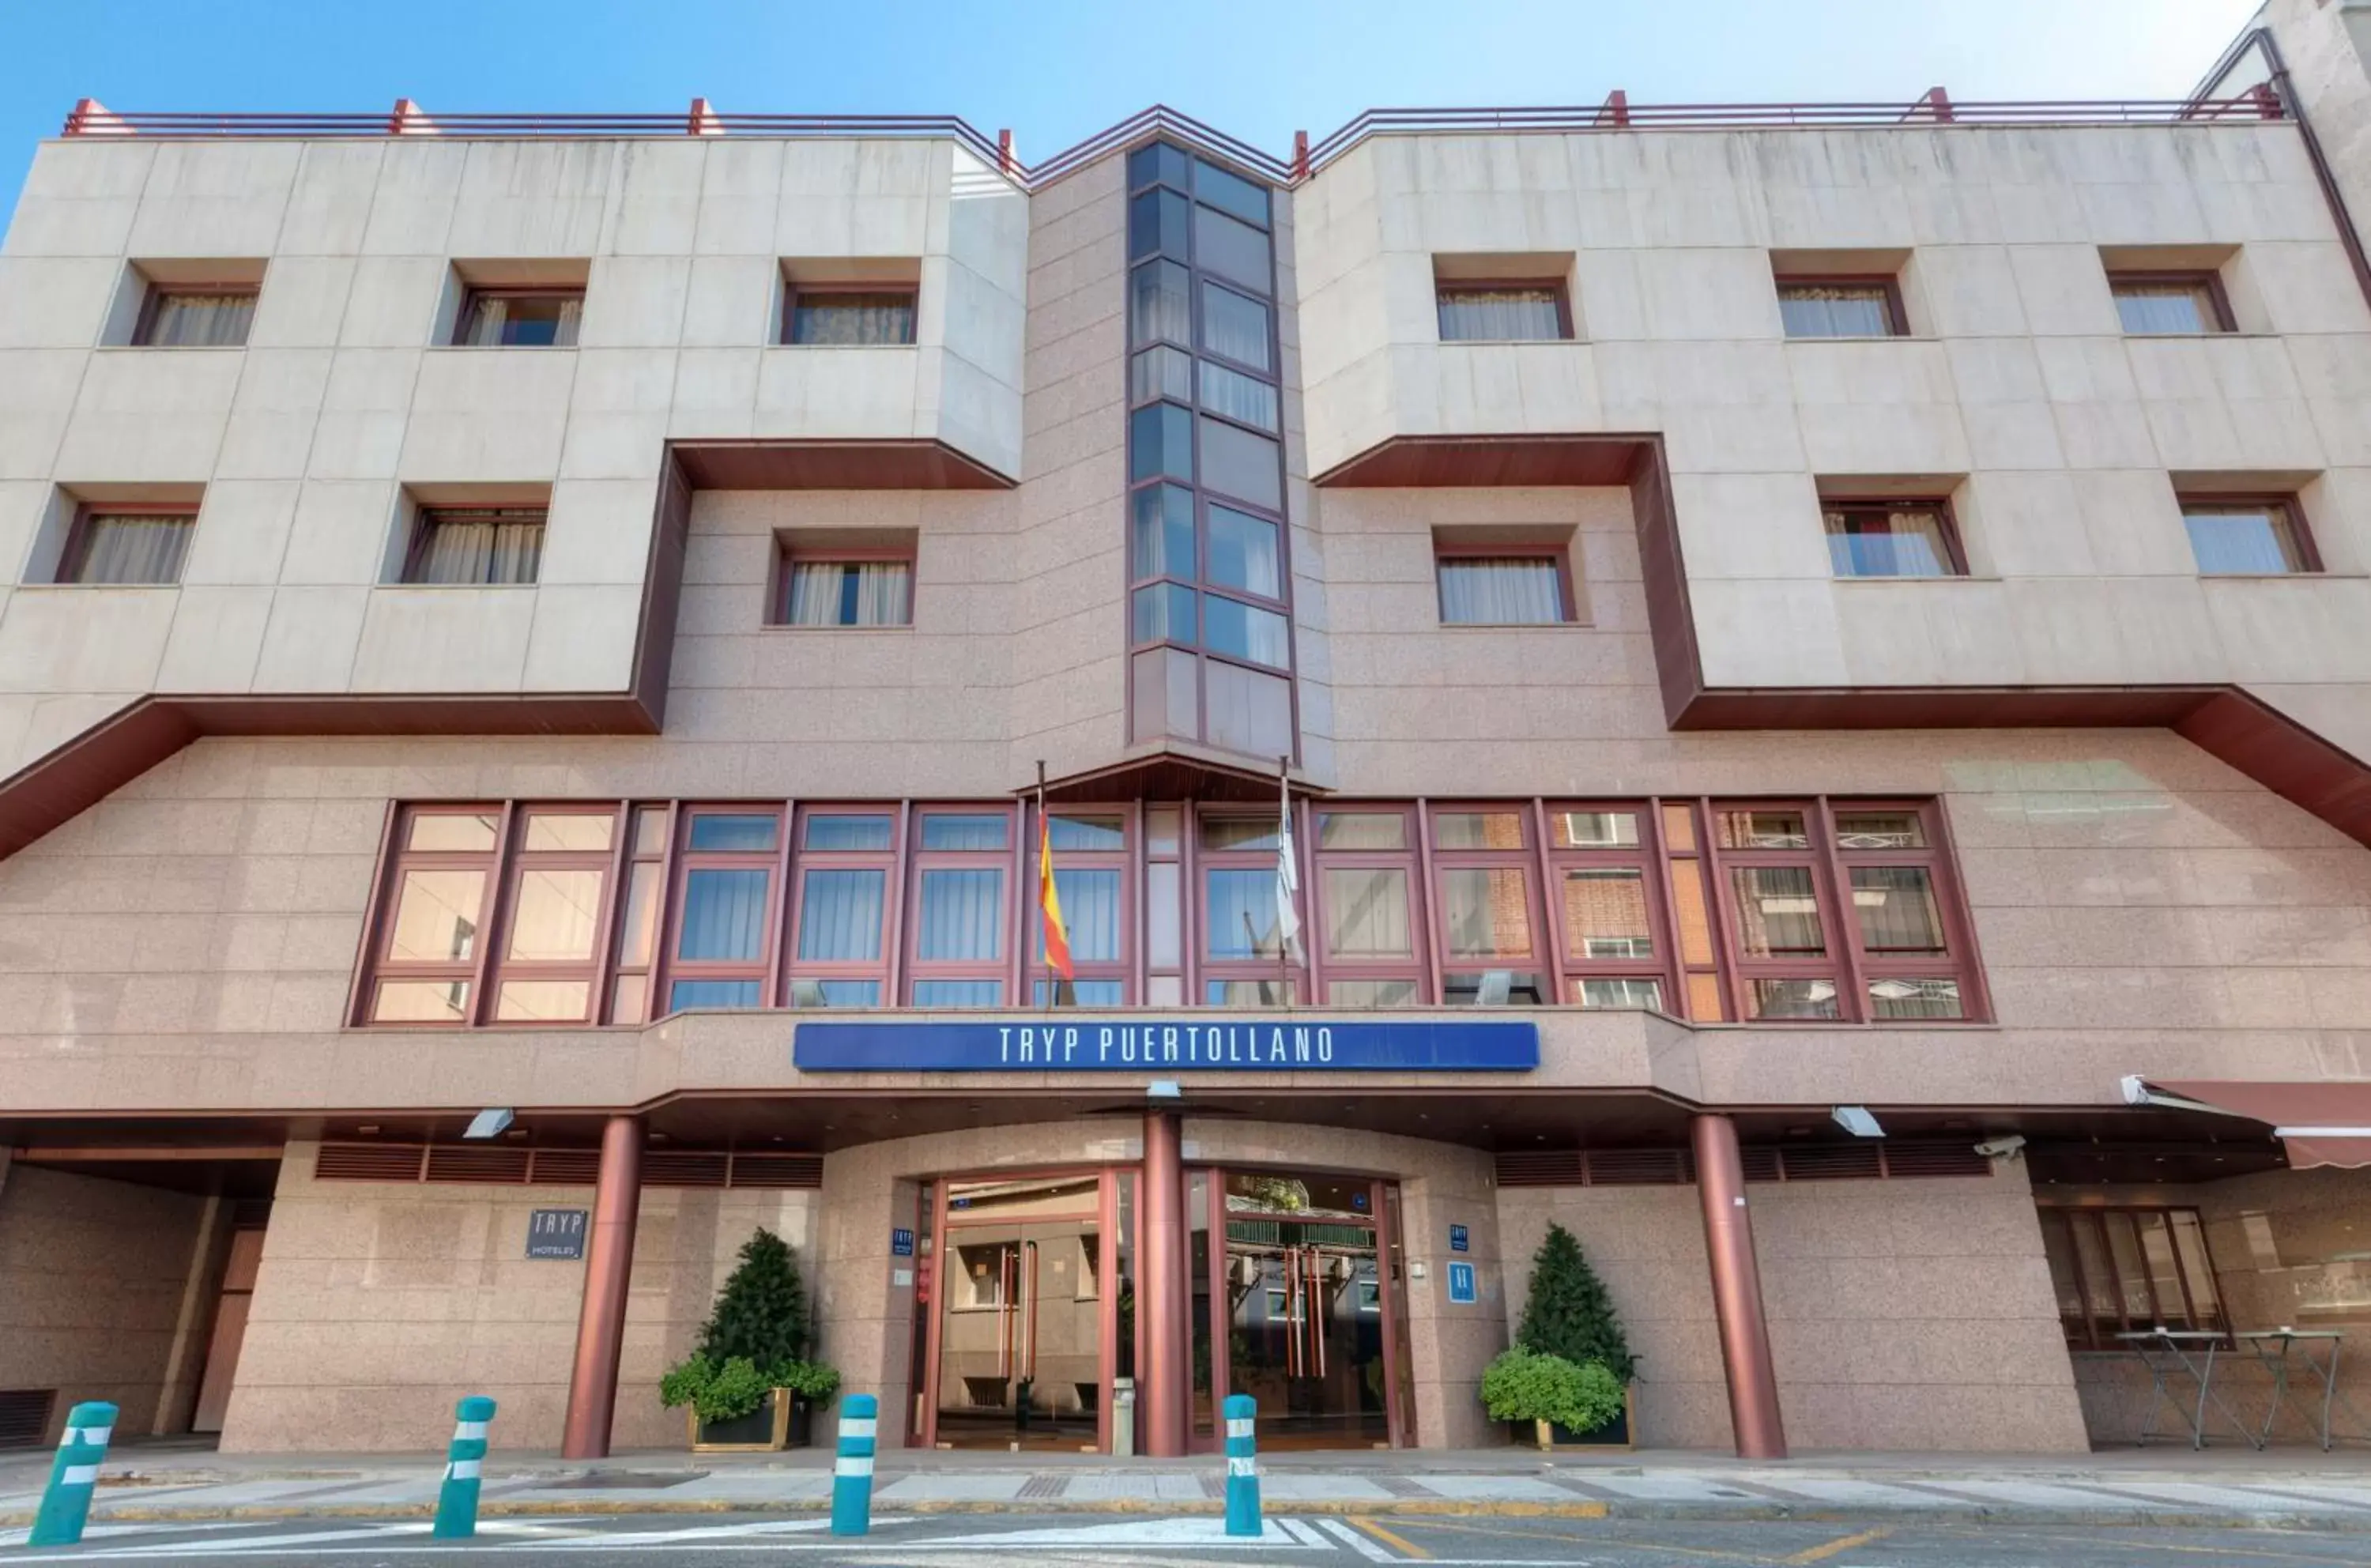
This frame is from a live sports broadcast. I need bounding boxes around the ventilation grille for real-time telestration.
[313,1143,821,1189]
[0,1389,56,1449]
[1496,1140,1995,1189]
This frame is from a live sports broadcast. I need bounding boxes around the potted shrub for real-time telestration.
[658,1228,840,1451]
[1481,1347,1626,1452]
[1503,1223,1640,1447]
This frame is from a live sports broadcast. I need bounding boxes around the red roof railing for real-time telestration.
[60,90,2289,190]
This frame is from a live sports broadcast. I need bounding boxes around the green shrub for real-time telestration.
[1479,1348,1626,1434]
[775,1359,840,1404]
[658,1353,772,1423]
[697,1228,809,1368]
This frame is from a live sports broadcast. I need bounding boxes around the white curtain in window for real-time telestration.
[553,296,584,345]
[411,514,544,585]
[148,293,254,347]
[71,514,193,584]
[918,869,1004,961]
[1437,557,1563,624]
[459,296,511,347]
[2184,509,2299,573]
[1777,285,1892,337]
[786,561,911,626]
[1437,288,1562,341]
[793,295,916,345]
[797,869,885,962]
[2113,284,2211,334]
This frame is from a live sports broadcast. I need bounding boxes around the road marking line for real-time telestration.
[1280,1517,1333,1547]
[1784,1525,1891,1563]
[1351,1514,1432,1559]
[1404,1517,1766,1562]
[1318,1516,1399,1560]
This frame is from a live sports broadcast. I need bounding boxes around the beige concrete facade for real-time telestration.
[5,14,2371,1461]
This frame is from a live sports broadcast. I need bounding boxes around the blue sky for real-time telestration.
[2,0,2261,217]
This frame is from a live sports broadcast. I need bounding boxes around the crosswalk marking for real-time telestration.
[1317,1516,1398,1560]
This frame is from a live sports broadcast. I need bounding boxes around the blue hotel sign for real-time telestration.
[793,1018,1538,1073]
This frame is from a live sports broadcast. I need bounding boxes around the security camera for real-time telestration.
[1973,1135,2026,1160]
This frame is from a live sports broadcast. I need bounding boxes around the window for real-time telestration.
[1775,278,1903,338]
[667,808,781,1012]
[605,805,671,1026]
[1031,812,1130,1005]
[1548,807,1670,1011]
[1201,812,1302,1005]
[786,289,918,347]
[1436,284,1570,343]
[910,808,1011,1008]
[2039,1207,2226,1351]
[1823,500,1963,579]
[789,809,895,1008]
[368,808,503,1024]
[1429,805,1541,1006]
[134,288,256,348]
[2109,273,2231,334]
[56,508,195,585]
[1437,554,1570,624]
[1314,808,1422,1008]
[779,557,914,627]
[454,288,582,348]
[491,808,617,1023]
[2179,497,2319,575]
[403,507,545,586]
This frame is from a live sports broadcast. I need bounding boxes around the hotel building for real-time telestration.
[2,0,2370,1461]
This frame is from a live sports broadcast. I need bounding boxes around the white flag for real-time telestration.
[1276,771,1302,963]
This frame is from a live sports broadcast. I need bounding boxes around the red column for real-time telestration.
[561,1114,644,1459]
[1691,1112,1787,1460]
[1140,1110,1186,1457]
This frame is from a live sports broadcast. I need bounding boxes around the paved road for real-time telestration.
[9,1510,2371,1565]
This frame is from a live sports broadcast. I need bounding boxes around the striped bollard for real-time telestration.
[1223,1393,1261,1537]
[831,1393,877,1536]
[432,1395,497,1539]
[27,1400,117,1547]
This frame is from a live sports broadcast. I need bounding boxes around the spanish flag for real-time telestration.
[1038,809,1075,984]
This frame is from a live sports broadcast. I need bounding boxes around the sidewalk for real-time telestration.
[6,1440,2371,1532]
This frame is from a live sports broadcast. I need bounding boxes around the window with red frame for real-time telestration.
[605,805,671,1025]
[787,808,899,1008]
[1199,812,1305,1006]
[1428,806,1547,1005]
[1310,808,1423,1008]
[1545,807,1673,1011]
[1703,800,1981,1023]
[366,806,505,1024]
[907,808,1014,1008]
[665,807,782,1012]
[1030,812,1131,1007]
[488,807,619,1023]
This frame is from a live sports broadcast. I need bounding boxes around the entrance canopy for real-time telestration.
[2124,1076,2371,1170]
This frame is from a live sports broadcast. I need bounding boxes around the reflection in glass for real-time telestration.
[1133,484,1195,581]
[374,979,470,1023]
[1850,866,1946,953]
[1204,594,1289,667]
[1131,402,1193,484]
[1441,868,1531,957]
[806,814,894,851]
[1562,869,1653,959]
[678,868,768,961]
[1206,504,1280,598]
[1323,867,1412,957]
[389,869,484,962]
[505,868,603,961]
[1201,282,1271,371]
[688,813,778,853]
[1731,865,1825,956]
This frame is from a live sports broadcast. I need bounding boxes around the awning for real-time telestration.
[2123,1076,2371,1170]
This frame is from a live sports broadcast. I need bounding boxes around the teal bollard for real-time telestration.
[1223,1393,1261,1537]
[28,1400,118,1547]
[431,1395,497,1539]
[830,1393,877,1536]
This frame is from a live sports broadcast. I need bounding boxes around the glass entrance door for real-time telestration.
[929,1173,1112,1450]
[1206,1170,1398,1448]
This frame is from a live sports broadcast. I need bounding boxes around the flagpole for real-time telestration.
[1037,758,1054,1012]
[1278,754,1292,1011]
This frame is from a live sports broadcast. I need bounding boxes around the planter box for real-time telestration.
[688,1389,815,1453]
[1519,1385,1637,1451]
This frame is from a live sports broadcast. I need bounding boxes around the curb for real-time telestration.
[9,1497,2371,1532]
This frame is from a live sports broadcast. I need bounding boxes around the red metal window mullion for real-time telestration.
[1414,800,1443,1005]
[645,801,683,1018]
[884,800,912,1004]
[1131,801,1149,1003]
[764,800,795,1006]
[1928,798,1992,1022]
[350,801,404,1027]
[1296,795,1321,1004]
[1008,797,1027,1004]
[1180,797,1200,1004]
[1815,796,1868,1023]
[589,798,631,1026]
[1696,797,1742,1020]
[1530,798,1570,1002]
[464,802,519,1025]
